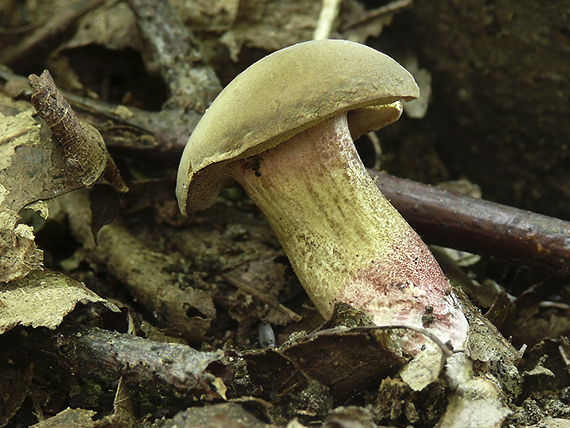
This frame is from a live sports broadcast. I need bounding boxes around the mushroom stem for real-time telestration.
[228,113,468,352]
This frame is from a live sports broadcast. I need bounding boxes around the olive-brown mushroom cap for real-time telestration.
[176,39,420,215]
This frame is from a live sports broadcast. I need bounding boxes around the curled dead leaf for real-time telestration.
[0,269,119,334]
[29,70,128,193]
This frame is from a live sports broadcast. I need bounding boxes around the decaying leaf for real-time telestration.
[217,0,411,61]
[401,56,432,119]
[30,407,96,428]
[0,209,43,282]
[219,0,322,60]
[29,69,128,193]
[55,1,141,53]
[243,326,411,401]
[523,337,570,392]
[0,74,128,279]
[160,402,274,428]
[171,0,240,31]
[0,269,119,334]
[0,91,83,214]
[457,287,522,364]
[0,92,60,279]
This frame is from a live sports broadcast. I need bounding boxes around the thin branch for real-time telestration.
[341,0,413,31]
[126,0,221,112]
[221,274,302,322]
[371,170,570,274]
[49,326,228,399]
[313,0,342,40]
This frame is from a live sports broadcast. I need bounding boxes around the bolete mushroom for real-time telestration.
[176,40,468,353]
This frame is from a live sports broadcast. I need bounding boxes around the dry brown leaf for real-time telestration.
[0,95,46,280]
[0,93,63,214]
[0,209,43,282]
[56,2,140,52]
[219,0,322,61]
[456,288,521,364]
[216,0,410,61]
[0,83,127,280]
[171,0,240,31]
[160,402,274,428]
[30,407,96,428]
[0,269,119,334]
[243,326,410,401]
[0,87,112,216]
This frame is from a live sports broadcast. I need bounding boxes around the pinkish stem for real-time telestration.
[228,113,468,353]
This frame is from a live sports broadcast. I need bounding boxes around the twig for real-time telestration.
[48,326,228,399]
[313,0,342,40]
[126,0,221,112]
[340,0,413,31]
[58,190,216,342]
[371,170,570,274]
[221,274,302,322]
[0,64,202,155]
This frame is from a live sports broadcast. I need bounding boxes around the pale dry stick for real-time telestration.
[313,0,342,40]
[59,190,215,342]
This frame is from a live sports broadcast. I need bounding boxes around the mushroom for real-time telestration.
[176,40,468,353]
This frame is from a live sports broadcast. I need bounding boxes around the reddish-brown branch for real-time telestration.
[370,170,570,274]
